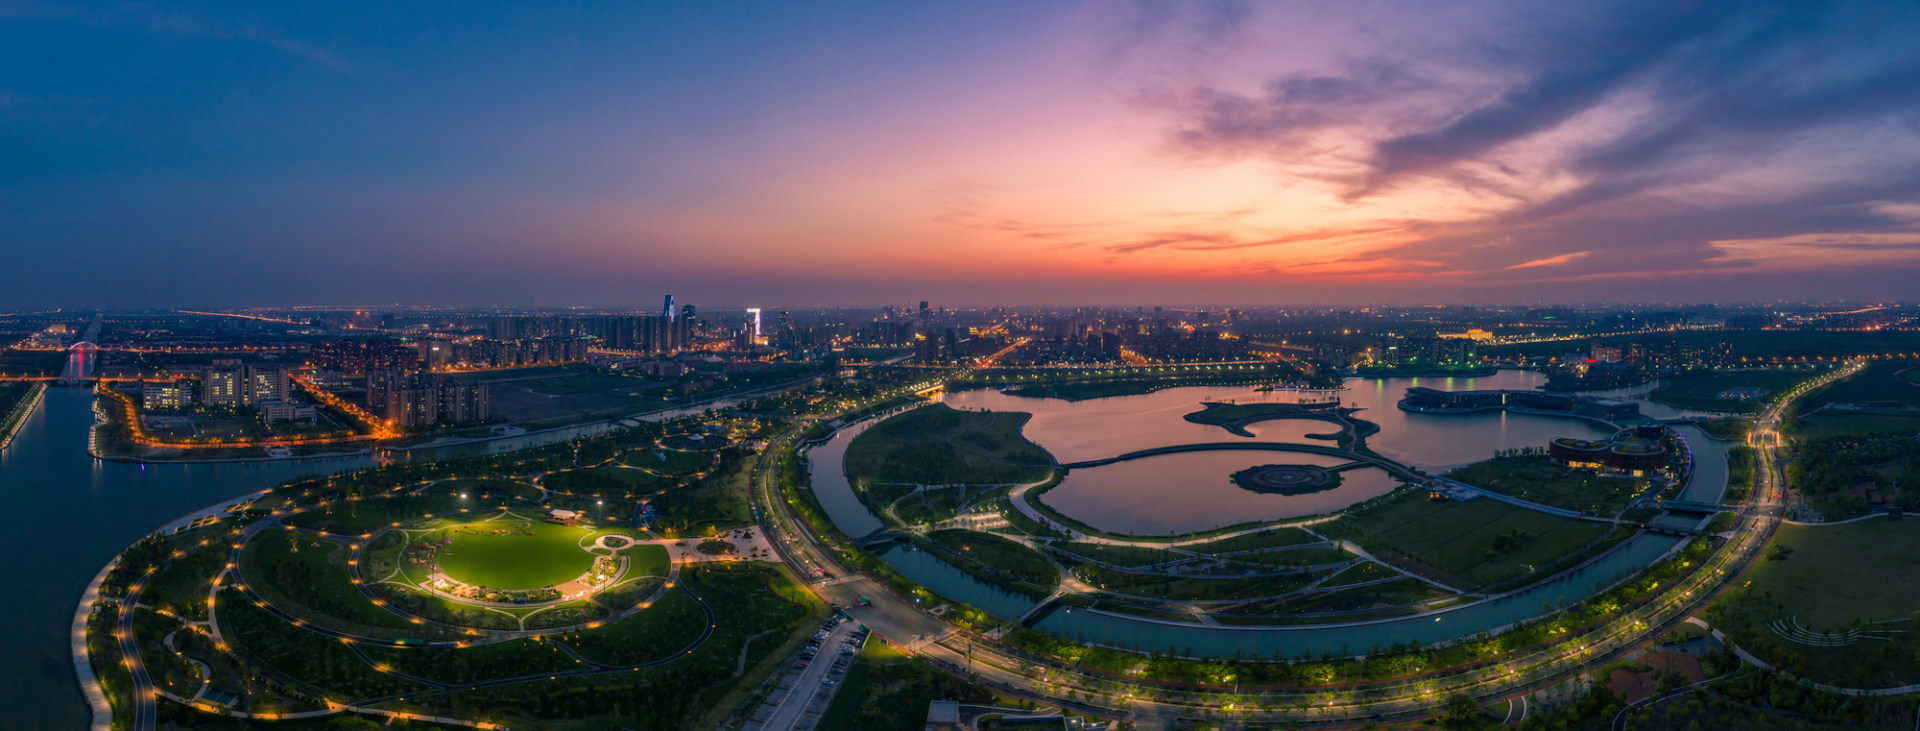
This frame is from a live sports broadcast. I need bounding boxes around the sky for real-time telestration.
[4,0,1920,309]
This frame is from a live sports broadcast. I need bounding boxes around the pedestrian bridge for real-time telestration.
[1658,499,1734,514]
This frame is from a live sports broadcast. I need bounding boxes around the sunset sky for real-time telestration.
[4,1,1920,307]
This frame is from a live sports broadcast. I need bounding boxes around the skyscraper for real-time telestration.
[746,308,762,341]
[663,294,677,322]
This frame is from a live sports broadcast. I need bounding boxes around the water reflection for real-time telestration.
[1040,453,1400,535]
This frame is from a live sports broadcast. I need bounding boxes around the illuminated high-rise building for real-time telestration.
[746,308,762,342]
[663,294,677,322]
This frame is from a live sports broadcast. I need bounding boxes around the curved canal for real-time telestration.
[804,373,1717,658]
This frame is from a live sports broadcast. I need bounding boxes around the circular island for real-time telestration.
[1229,463,1342,495]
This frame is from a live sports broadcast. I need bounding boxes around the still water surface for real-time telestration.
[1039,453,1401,536]
[1,389,371,729]
[804,372,1707,657]
[946,370,1613,471]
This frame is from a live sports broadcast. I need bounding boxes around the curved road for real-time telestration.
[746,362,1856,727]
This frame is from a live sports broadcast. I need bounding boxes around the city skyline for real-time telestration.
[6,2,1920,307]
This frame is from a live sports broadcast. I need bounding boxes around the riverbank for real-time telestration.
[1355,365,1497,378]
[0,382,46,450]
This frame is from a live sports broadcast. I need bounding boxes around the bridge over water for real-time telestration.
[1057,441,1420,482]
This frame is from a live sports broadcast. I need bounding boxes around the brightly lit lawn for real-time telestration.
[1710,517,1920,688]
[429,516,601,589]
[1319,490,1613,590]
[621,543,670,578]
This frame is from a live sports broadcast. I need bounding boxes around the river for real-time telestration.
[944,370,1614,471]
[803,372,1713,658]
[1,389,373,729]
[4,384,726,729]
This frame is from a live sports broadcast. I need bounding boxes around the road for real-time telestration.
[743,361,1860,727]
[95,360,1851,730]
[756,620,859,730]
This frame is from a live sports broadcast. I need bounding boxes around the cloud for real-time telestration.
[0,2,351,70]
[1506,251,1590,269]
[1706,233,1920,269]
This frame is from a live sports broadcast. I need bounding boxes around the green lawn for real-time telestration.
[1652,368,1828,413]
[238,529,456,639]
[282,494,483,535]
[1182,402,1347,438]
[623,447,710,474]
[1734,519,1920,627]
[1319,490,1613,589]
[845,404,1054,485]
[815,640,1000,731]
[926,529,1057,588]
[541,465,671,495]
[1446,457,1648,515]
[1791,412,1920,440]
[1787,361,1920,439]
[1183,527,1317,553]
[431,516,598,589]
[623,543,671,577]
[1709,517,1920,688]
[435,478,543,501]
[1802,361,1920,408]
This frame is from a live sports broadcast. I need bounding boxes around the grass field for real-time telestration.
[1651,368,1827,414]
[431,516,598,589]
[1446,457,1648,515]
[436,478,543,501]
[1790,361,1920,438]
[541,465,670,495]
[1183,527,1318,553]
[1709,517,1920,687]
[845,404,1053,485]
[1319,490,1613,589]
[239,529,458,638]
[1801,361,1920,409]
[1732,518,1920,627]
[281,494,482,535]
[926,529,1058,588]
[815,640,1001,731]
[623,447,710,474]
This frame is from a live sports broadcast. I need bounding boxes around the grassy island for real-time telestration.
[845,404,1053,485]
[1182,401,1362,439]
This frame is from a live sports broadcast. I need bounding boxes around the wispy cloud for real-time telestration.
[0,1,350,70]
[1507,251,1589,269]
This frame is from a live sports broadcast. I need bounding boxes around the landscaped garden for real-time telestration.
[90,413,821,729]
